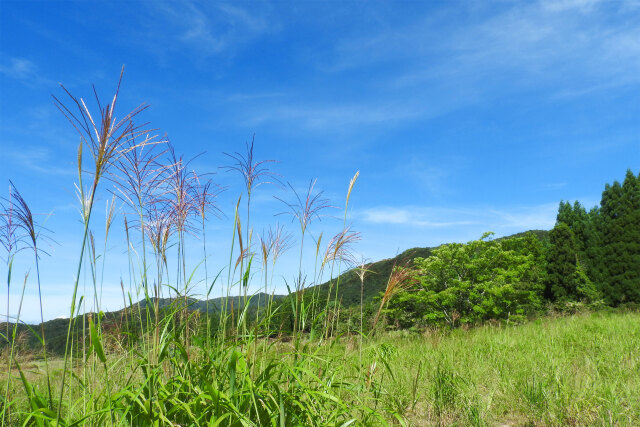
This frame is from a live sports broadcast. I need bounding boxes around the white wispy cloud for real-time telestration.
[5,146,75,176]
[328,0,640,97]
[360,203,557,232]
[486,204,558,230]
[0,58,35,79]
[226,92,286,102]
[246,102,423,130]
[138,1,274,58]
[540,0,607,12]
[225,0,640,136]
[360,206,476,228]
[400,156,462,196]
[0,57,52,87]
[541,182,568,190]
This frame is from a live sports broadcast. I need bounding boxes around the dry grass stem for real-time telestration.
[372,264,416,331]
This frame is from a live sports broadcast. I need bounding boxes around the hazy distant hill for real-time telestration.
[136,293,286,313]
[1,293,285,355]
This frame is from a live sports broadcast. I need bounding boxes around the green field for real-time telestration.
[3,310,639,426]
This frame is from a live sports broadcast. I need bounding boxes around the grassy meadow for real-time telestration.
[2,310,639,425]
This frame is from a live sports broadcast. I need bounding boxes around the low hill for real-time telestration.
[296,229,550,308]
[1,293,286,355]
[137,293,286,313]
[296,246,434,308]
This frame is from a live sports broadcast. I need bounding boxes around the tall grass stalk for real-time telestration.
[1,188,20,419]
[0,254,15,426]
[222,195,241,342]
[371,265,415,332]
[330,172,359,336]
[2,272,28,424]
[277,179,331,342]
[322,226,360,338]
[10,183,54,407]
[224,137,277,339]
[194,175,223,347]
[356,259,370,375]
[52,67,152,422]
[1,186,20,350]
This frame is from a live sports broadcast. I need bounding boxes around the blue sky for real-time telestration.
[1,0,639,322]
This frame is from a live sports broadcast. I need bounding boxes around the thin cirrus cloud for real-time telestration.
[0,57,35,79]
[327,0,640,98]
[245,102,424,130]
[222,0,640,137]
[360,203,558,233]
[136,1,274,58]
[0,57,53,87]
[360,206,477,228]
[4,146,74,177]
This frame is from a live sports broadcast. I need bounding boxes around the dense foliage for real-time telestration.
[554,170,640,305]
[383,170,639,329]
[385,232,545,328]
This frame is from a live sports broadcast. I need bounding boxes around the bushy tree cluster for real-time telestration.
[386,232,545,328]
[386,170,639,329]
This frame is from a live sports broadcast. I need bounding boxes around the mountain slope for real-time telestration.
[296,229,550,307]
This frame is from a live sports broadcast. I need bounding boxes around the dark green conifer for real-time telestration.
[584,205,604,288]
[599,171,640,304]
[556,200,589,260]
[556,201,574,226]
[546,223,579,302]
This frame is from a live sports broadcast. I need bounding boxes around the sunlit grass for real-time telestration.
[3,311,639,425]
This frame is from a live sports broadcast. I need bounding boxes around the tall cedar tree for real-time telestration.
[555,200,605,286]
[584,206,603,286]
[546,223,579,301]
[556,200,591,260]
[598,170,640,304]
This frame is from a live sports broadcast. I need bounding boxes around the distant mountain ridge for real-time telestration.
[136,293,286,313]
[1,293,286,354]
